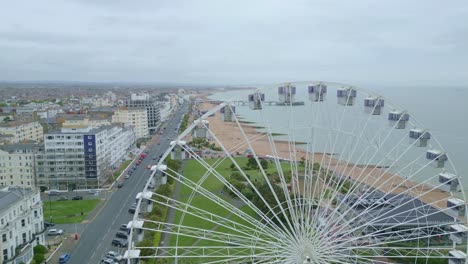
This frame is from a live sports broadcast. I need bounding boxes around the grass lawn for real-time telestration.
[169,157,295,259]
[43,199,101,224]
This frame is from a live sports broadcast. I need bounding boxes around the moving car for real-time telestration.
[59,253,71,264]
[72,196,83,200]
[48,229,64,236]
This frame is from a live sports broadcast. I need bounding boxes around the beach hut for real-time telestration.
[308,83,327,102]
[450,224,468,244]
[221,104,236,122]
[337,87,357,106]
[278,84,296,104]
[426,149,448,168]
[438,172,460,192]
[364,97,385,115]
[448,250,467,264]
[388,111,409,129]
[248,91,265,110]
[447,198,466,217]
[193,119,210,139]
[170,140,187,161]
[409,129,431,147]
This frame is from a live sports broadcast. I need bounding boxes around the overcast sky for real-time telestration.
[1,0,467,85]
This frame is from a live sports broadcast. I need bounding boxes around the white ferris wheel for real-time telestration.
[124,82,468,264]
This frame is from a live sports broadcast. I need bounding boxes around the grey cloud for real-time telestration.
[0,0,467,85]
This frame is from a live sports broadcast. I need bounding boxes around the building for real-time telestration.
[337,190,453,240]
[123,93,161,134]
[0,121,43,143]
[112,107,149,139]
[0,187,45,264]
[0,143,36,188]
[36,125,134,190]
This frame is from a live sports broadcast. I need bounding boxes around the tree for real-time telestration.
[251,182,289,228]
[230,171,244,181]
[246,157,258,170]
[260,159,269,169]
[156,184,171,197]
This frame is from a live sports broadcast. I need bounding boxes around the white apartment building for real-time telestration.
[0,187,44,264]
[0,121,43,144]
[36,125,134,190]
[123,93,161,134]
[0,143,36,188]
[112,108,149,139]
[61,116,111,129]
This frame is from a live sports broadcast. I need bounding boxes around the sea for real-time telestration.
[208,84,468,191]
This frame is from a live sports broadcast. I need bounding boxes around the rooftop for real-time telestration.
[0,187,34,214]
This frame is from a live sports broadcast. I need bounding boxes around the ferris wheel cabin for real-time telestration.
[439,172,460,192]
[337,87,357,106]
[388,111,409,129]
[448,250,467,264]
[426,149,448,168]
[248,92,265,110]
[308,83,327,102]
[364,97,385,115]
[446,197,466,217]
[278,84,296,104]
[409,129,431,147]
[170,140,187,161]
[193,119,210,139]
[221,105,236,122]
[450,224,468,245]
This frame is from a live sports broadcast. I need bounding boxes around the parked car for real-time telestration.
[44,222,55,227]
[101,257,116,264]
[111,238,128,247]
[128,203,137,214]
[106,251,123,261]
[57,197,68,201]
[48,190,61,196]
[115,231,128,240]
[59,253,71,264]
[117,182,124,188]
[72,196,83,200]
[124,174,130,179]
[88,189,98,194]
[120,224,130,234]
[48,229,64,236]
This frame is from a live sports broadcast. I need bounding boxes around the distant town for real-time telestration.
[0,82,222,264]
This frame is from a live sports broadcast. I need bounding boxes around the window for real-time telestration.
[22,233,26,244]
[21,219,25,227]
[3,248,7,261]
[2,234,6,242]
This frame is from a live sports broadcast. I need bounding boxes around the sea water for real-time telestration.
[208,84,468,188]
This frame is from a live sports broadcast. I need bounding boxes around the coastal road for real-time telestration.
[67,103,189,264]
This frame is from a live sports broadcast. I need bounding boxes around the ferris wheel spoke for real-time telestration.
[230,109,299,234]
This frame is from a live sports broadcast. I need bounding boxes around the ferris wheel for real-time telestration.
[124,82,468,264]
